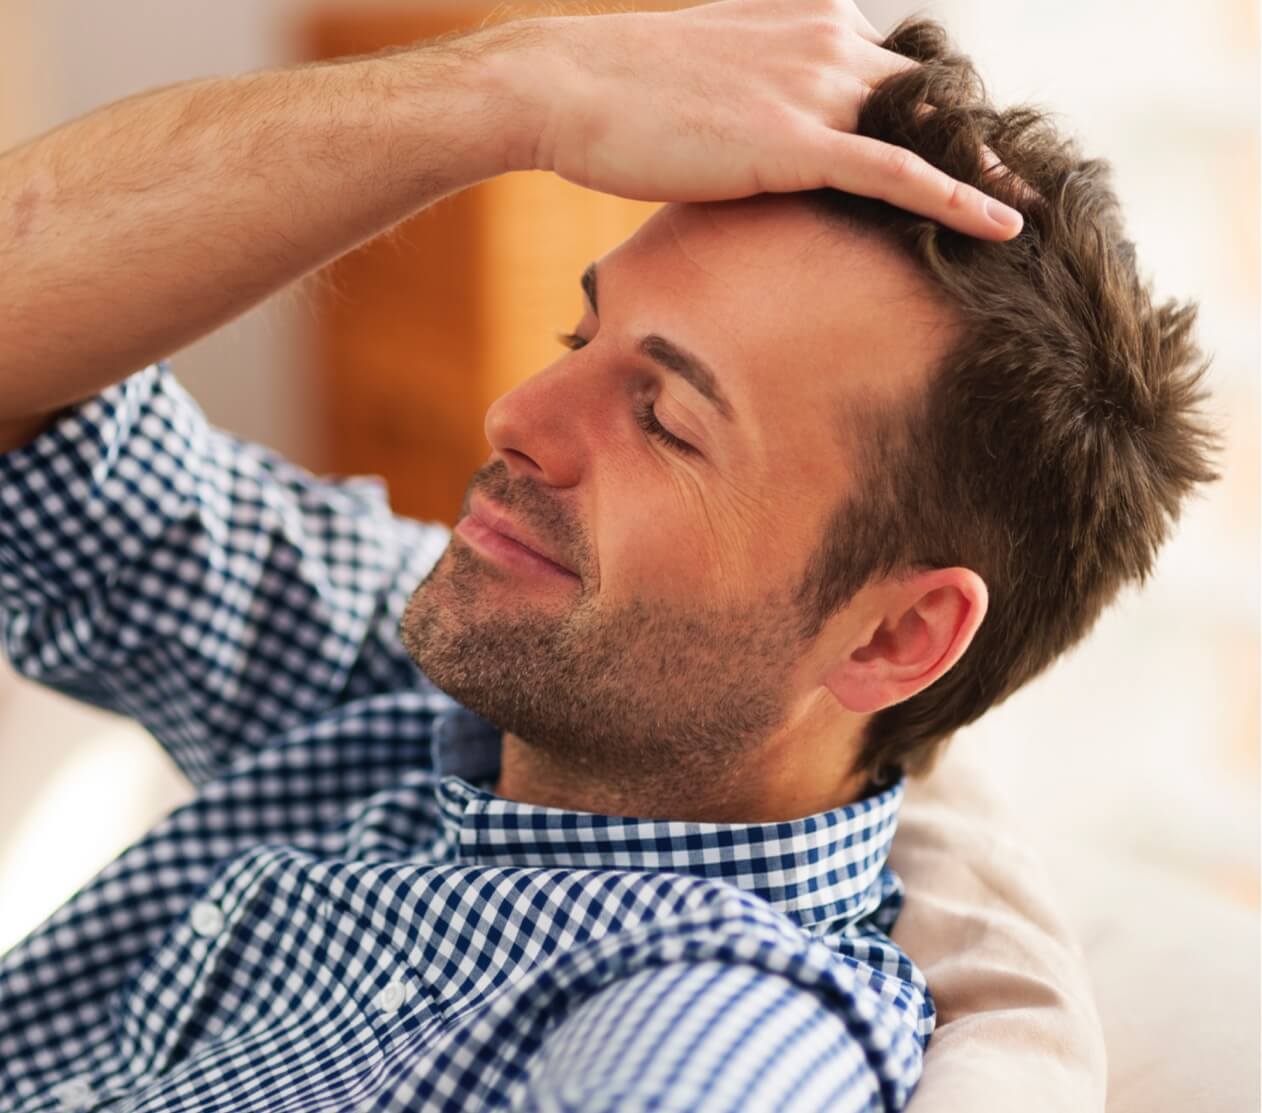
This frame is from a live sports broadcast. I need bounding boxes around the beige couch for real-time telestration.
[893,750,1261,1113]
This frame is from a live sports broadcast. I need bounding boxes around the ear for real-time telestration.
[823,568,988,715]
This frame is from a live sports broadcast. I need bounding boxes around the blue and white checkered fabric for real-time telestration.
[0,364,933,1112]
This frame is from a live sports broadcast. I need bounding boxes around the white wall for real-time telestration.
[0,0,385,464]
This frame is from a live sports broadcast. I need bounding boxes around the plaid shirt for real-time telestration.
[0,364,933,1112]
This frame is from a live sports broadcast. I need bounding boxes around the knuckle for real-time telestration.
[946,179,972,211]
[846,74,872,105]
[880,145,918,184]
[808,17,849,56]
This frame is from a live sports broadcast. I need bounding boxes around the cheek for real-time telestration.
[605,506,714,591]
[702,472,818,596]
[671,476,770,602]
[598,481,732,601]
[605,474,762,603]
[598,467,803,605]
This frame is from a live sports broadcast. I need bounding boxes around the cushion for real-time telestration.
[1042,844,1260,1113]
[890,747,1108,1112]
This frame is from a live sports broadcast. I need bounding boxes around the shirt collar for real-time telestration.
[430,703,903,932]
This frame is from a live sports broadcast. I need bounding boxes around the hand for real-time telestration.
[505,0,1023,240]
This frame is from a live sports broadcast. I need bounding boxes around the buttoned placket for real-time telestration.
[48,1077,96,1112]
[41,896,233,1113]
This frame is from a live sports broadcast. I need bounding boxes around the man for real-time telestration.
[0,2,1217,1111]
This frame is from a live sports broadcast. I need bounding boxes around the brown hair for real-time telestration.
[791,18,1222,782]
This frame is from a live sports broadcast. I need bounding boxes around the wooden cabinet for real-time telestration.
[298,5,670,524]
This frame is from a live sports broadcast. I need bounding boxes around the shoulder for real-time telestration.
[520,958,916,1112]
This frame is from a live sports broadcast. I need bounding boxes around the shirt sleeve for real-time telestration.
[517,961,883,1113]
[0,361,452,785]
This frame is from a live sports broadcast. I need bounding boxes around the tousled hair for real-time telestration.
[792,18,1222,782]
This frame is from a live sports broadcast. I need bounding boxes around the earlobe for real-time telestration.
[823,569,988,716]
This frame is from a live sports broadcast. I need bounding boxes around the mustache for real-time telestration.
[466,460,585,573]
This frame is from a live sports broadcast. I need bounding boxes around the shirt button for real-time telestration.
[50,1076,96,1110]
[190,900,225,937]
[375,980,407,1013]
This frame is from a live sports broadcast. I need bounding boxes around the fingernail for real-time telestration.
[985,198,1023,233]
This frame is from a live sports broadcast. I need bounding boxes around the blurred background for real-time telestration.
[0,0,1256,1054]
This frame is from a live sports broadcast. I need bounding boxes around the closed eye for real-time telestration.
[556,331,699,457]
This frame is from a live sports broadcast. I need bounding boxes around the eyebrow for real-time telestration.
[582,262,736,425]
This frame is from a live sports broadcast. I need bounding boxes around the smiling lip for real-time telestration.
[455,499,578,580]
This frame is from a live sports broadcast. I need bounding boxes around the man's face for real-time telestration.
[400,195,955,802]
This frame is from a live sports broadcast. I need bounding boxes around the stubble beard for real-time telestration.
[398,537,807,798]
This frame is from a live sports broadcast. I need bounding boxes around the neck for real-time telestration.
[492,692,871,823]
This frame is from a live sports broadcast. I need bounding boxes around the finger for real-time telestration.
[821,71,1038,218]
[911,103,1042,206]
[980,144,1041,205]
[817,129,1025,240]
[903,102,1040,207]
[844,36,918,86]
[845,4,884,45]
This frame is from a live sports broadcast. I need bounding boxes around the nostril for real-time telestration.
[505,447,542,473]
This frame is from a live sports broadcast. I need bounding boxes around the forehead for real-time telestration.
[598,196,958,471]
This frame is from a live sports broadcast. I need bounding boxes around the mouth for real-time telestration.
[454,511,579,583]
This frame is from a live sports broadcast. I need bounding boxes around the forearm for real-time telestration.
[0,23,540,428]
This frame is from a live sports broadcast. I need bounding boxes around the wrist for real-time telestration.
[470,17,556,175]
[370,19,554,186]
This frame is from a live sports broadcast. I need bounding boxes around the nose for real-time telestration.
[483,362,596,488]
